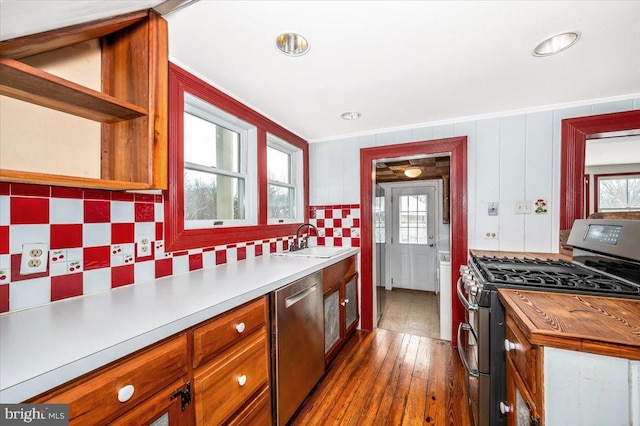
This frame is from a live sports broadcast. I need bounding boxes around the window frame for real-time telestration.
[594,172,640,212]
[165,63,309,251]
[183,93,257,229]
[266,133,304,224]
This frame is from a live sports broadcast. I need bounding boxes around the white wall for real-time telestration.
[310,98,640,253]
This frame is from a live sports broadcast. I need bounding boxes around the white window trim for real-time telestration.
[183,93,257,229]
[267,133,304,224]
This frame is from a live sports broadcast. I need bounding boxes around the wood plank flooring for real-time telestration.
[290,329,472,425]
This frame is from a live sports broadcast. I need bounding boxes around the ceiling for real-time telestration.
[2,1,639,143]
[376,156,450,183]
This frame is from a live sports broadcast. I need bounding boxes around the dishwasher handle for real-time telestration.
[285,283,318,308]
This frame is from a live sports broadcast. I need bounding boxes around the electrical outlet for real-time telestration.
[136,235,152,258]
[20,243,49,274]
[484,232,498,239]
[514,200,532,214]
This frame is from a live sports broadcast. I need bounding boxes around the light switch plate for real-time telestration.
[514,200,532,214]
[20,243,49,274]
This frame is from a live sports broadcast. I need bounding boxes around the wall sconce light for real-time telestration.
[404,166,422,178]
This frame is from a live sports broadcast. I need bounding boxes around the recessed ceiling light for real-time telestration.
[341,112,361,120]
[276,33,309,56]
[404,167,422,178]
[532,31,581,57]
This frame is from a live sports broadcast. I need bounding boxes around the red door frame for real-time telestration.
[560,109,640,231]
[359,137,467,342]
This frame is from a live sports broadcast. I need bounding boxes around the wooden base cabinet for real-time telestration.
[31,334,190,426]
[323,255,359,365]
[192,297,271,426]
[503,313,640,426]
[30,296,272,426]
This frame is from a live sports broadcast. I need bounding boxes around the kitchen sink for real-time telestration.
[273,246,351,258]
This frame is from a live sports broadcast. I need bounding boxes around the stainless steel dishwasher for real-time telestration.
[271,271,324,426]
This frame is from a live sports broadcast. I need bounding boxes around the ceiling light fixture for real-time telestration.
[404,166,422,178]
[276,33,309,56]
[341,111,361,120]
[532,31,581,57]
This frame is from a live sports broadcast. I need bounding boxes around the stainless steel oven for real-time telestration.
[457,219,640,426]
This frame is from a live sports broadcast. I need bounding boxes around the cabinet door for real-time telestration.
[324,289,340,355]
[505,359,540,426]
[344,273,359,332]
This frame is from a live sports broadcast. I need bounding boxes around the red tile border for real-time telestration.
[237,247,246,261]
[215,250,227,265]
[135,193,155,203]
[84,189,111,200]
[11,183,50,197]
[51,187,83,199]
[0,183,9,196]
[155,222,163,241]
[111,192,135,202]
[255,244,263,257]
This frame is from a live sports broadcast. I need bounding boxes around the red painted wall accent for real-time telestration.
[165,63,310,251]
[560,110,640,231]
[359,137,468,344]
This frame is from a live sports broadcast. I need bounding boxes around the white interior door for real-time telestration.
[389,186,437,291]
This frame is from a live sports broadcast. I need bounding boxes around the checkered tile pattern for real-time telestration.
[308,204,361,248]
[0,183,298,313]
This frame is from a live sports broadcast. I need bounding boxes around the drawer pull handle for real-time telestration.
[500,401,512,414]
[504,339,517,352]
[117,384,135,403]
[236,322,246,333]
[237,375,247,387]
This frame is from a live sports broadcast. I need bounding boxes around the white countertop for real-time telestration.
[0,249,359,402]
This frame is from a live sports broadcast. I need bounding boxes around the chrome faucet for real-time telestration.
[290,223,318,251]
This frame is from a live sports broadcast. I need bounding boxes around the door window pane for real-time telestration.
[374,196,385,243]
[398,194,428,244]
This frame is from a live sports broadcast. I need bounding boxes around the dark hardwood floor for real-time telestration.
[290,329,472,425]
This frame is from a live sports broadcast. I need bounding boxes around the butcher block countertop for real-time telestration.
[498,289,640,361]
[470,250,571,261]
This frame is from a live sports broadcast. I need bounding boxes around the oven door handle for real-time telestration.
[457,322,480,378]
[456,277,478,312]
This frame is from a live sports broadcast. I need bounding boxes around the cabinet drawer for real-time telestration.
[193,296,268,368]
[323,255,356,293]
[36,334,188,425]
[226,385,272,426]
[194,329,270,425]
[506,314,538,396]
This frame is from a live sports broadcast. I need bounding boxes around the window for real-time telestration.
[165,63,309,252]
[267,134,303,223]
[398,194,428,244]
[374,196,385,243]
[183,94,257,229]
[597,174,640,211]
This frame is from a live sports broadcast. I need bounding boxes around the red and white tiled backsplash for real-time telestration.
[0,182,360,313]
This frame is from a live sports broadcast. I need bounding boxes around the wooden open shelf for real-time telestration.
[0,57,147,123]
[0,10,168,190]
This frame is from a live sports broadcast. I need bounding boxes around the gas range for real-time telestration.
[468,254,640,301]
[457,219,640,426]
